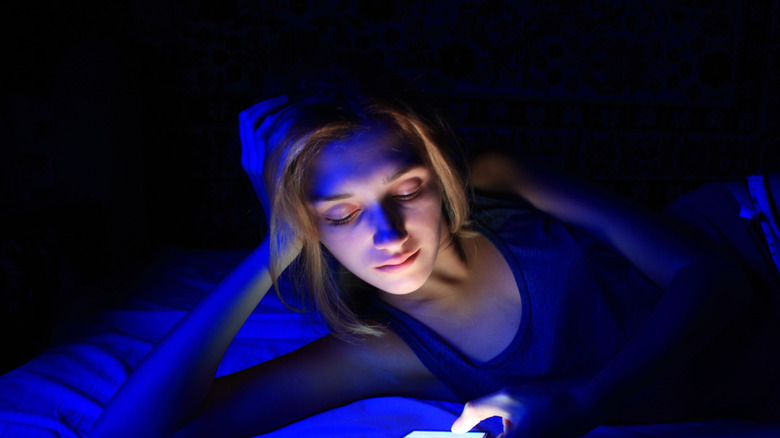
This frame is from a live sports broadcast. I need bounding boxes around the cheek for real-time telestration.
[317,224,372,274]
[407,190,445,233]
[318,226,353,256]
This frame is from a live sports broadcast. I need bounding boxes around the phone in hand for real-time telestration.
[402,431,488,438]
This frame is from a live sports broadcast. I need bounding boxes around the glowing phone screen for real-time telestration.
[402,432,488,438]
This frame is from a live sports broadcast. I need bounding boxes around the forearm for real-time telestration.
[510,157,705,286]
[577,260,751,421]
[472,152,709,286]
[92,239,276,438]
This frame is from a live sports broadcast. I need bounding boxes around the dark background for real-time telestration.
[2,0,779,372]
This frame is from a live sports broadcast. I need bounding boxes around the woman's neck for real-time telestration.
[429,231,472,284]
[381,231,481,308]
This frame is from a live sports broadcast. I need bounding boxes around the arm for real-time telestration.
[91,239,276,437]
[470,152,715,285]
[92,97,299,437]
[456,152,751,436]
[171,330,454,438]
[94,239,448,438]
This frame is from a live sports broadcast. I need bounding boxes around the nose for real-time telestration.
[371,202,408,250]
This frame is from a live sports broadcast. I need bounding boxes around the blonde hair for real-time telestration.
[263,87,472,340]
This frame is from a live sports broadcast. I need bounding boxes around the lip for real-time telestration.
[375,249,420,273]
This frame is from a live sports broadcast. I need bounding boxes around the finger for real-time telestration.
[255,110,288,147]
[239,96,289,154]
[451,411,481,434]
[238,95,289,125]
[452,401,512,434]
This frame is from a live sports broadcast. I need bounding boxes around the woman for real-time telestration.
[92,76,780,438]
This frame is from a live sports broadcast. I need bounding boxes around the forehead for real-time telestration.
[307,123,421,195]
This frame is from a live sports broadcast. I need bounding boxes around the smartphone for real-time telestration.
[402,431,488,438]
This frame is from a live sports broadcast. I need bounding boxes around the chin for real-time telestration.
[380,282,423,295]
[370,250,438,295]
[369,271,430,295]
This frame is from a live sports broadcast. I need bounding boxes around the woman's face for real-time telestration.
[306,121,447,295]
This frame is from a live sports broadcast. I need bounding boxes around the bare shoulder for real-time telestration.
[468,151,524,193]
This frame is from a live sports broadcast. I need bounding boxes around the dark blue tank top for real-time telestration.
[368,192,664,403]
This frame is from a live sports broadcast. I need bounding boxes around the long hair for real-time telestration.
[262,71,472,339]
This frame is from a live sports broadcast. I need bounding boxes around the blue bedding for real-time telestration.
[1,246,779,437]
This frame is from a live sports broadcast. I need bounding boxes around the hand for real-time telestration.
[239,95,290,223]
[452,386,600,438]
[239,96,302,265]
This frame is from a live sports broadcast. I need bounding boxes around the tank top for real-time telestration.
[368,192,664,402]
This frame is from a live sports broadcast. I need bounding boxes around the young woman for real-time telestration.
[92,77,780,438]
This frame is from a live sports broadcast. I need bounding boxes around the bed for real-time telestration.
[1,245,779,437]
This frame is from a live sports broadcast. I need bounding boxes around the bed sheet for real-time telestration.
[0,246,778,437]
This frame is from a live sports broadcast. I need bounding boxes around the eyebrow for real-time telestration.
[384,165,415,184]
[310,166,418,202]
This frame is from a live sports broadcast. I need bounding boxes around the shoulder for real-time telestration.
[469,151,525,194]
[466,151,542,220]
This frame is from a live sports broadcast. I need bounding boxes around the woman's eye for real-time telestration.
[394,187,422,201]
[325,210,359,226]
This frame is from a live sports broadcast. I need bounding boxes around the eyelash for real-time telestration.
[324,188,423,226]
[394,188,423,201]
[326,213,357,226]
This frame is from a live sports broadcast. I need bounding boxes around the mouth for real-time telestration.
[375,249,420,273]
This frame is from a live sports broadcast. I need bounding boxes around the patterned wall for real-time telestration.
[4,0,780,250]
